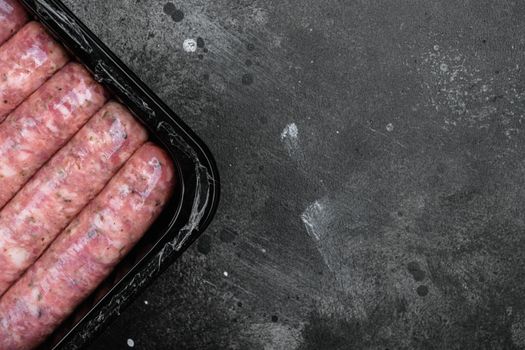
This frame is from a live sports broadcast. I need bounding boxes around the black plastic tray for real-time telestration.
[17,0,220,348]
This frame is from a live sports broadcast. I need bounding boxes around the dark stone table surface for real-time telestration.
[61,0,525,349]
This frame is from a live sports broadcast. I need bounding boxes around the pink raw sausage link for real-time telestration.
[0,0,28,45]
[0,143,175,349]
[0,21,69,121]
[0,62,107,209]
[0,101,148,296]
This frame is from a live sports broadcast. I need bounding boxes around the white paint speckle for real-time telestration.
[261,248,267,254]
[127,339,135,347]
[419,46,500,128]
[144,300,149,305]
[280,123,304,162]
[183,38,197,53]
[281,123,298,140]
[386,123,394,132]
[223,271,229,277]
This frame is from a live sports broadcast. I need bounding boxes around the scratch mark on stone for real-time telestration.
[223,276,258,297]
[301,199,336,273]
[301,200,325,241]
[281,122,299,153]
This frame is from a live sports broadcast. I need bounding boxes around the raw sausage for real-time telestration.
[0,0,27,45]
[0,21,69,121]
[0,0,28,45]
[0,101,148,296]
[0,62,107,209]
[0,143,175,350]
[0,63,107,208]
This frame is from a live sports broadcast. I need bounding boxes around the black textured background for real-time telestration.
[61,0,525,349]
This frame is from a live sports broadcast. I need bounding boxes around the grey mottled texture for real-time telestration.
[61,0,525,349]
